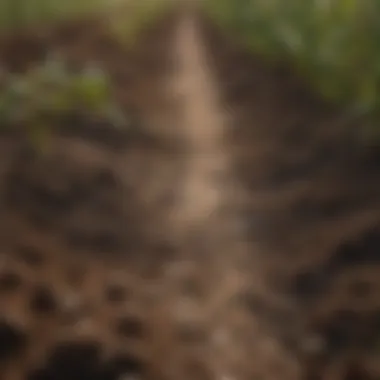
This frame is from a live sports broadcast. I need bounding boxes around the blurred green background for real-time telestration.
[203,0,380,124]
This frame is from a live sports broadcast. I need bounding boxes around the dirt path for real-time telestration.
[164,8,252,380]
[169,7,230,235]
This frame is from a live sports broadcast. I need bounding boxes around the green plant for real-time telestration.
[0,54,127,144]
[203,0,380,134]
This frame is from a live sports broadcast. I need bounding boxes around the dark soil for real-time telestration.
[0,9,184,264]
[199,13,380,377]
[199,13,380,262]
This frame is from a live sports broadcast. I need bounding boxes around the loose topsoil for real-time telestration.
[0,9,185,267]
[199,13,380,376]
[2,7,380,379]
[199,13,380,265]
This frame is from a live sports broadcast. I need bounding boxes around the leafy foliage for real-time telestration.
[0,54,127,144]
[203,0,380,124]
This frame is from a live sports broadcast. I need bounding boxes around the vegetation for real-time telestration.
[0,55,125,124]
[203,0,380,127]
[0,0,175,146]
[0,55,127,144]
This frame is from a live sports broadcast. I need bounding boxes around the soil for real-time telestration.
[0,7,254,380]
[3,3,380,378]
[198,13,380,377]
[198,12,380,265]
[0,8,186,266]
[0,4,241,272]
[3,0,380,272]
